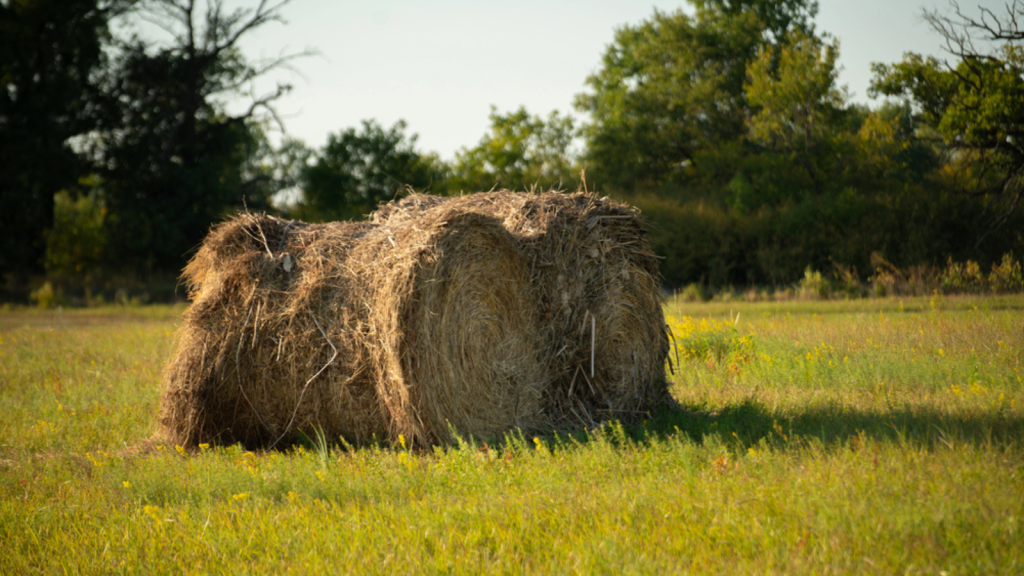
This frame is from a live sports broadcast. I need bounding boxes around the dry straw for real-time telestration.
[159,191,669,448]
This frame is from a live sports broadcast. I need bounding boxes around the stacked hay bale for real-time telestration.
[159,191,669,448]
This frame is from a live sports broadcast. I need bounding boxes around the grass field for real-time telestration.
[1,295,1022,574]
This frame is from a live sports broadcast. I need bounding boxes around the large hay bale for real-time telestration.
[160,191,668,448]
[372,191,670,431]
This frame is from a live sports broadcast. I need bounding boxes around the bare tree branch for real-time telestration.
[916,1,1024,242]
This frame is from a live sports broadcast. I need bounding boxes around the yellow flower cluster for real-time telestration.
[665,314,755,364]
[86,450,114,467]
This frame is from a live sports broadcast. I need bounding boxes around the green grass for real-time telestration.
[2,296,1022,574]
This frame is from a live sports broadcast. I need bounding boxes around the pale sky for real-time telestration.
[225,0,1007,159]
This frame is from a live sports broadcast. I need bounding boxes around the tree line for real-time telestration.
[2,0,1023,302]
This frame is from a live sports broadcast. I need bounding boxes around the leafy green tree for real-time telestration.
[0,0,126,287]
[294,120,447,222]
[255,135,314,209]
[574,1,818,193]
[870,1,1024,239]
[448,106,578,192]
[745,31,845,194]
[45,185,110,299]
[857,100,941,185]
[575,7,758,192]
[699,0,818,43]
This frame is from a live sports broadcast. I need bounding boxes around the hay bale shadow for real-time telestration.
[641,399,1024,451]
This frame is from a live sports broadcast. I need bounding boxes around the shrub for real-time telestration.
[988,253,1023,293]
[29,281,64,309]
[666,315,754,363]
[798,267,829,300]
[831,264,864,298]
[941,257,987,294]
[676,283,707,302]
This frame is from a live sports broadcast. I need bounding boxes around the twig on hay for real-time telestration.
[574,397,599,428]
[251,300,261,348]
[568,402,584,425]
[666,323,678,376]
[577,311,596,377]
[590,313,596,378]
[253,216,274,258]
[580,365,597,396]
[586,214,632,230]
[568,364,581,397]
[236,286,272,435]
[621,248,665,260]
[269,312,338,449]
[276,220,295,252]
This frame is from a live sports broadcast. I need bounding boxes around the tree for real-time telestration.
[852,101,939,187]
[294,120,447,222]
[699,0,818,44]
[744,31,846,195]
[0,0,126,287]
[89,0,308,272]
[449,106,578,192]
[44,186,109,300]
[870,0,1024,240]
[574,1,819,193]
[253,134,313,209]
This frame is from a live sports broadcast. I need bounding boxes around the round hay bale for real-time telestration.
[372,191,670,430]
[351,208,548,445]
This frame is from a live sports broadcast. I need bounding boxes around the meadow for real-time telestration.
[1,295,1022,574]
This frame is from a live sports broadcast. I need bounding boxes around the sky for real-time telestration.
[220,0,1008,160]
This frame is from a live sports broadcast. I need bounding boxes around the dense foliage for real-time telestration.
[449,106,578,193]
[0,0,127,290]
[292,120,448,222]
[574,0,1024,287]
[2,0,1023,301]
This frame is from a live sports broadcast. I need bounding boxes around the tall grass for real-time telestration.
[1,297,1022,574]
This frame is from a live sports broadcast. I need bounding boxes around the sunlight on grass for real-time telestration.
[1,298,1022,574]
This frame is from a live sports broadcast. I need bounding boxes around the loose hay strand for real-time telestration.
[236,285,272,436]
[269,313,338,449]
[591,313,596,378]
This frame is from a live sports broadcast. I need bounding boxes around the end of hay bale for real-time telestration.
[159,213,386,448]
[401,211,549,444]
[370,191,670,436]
